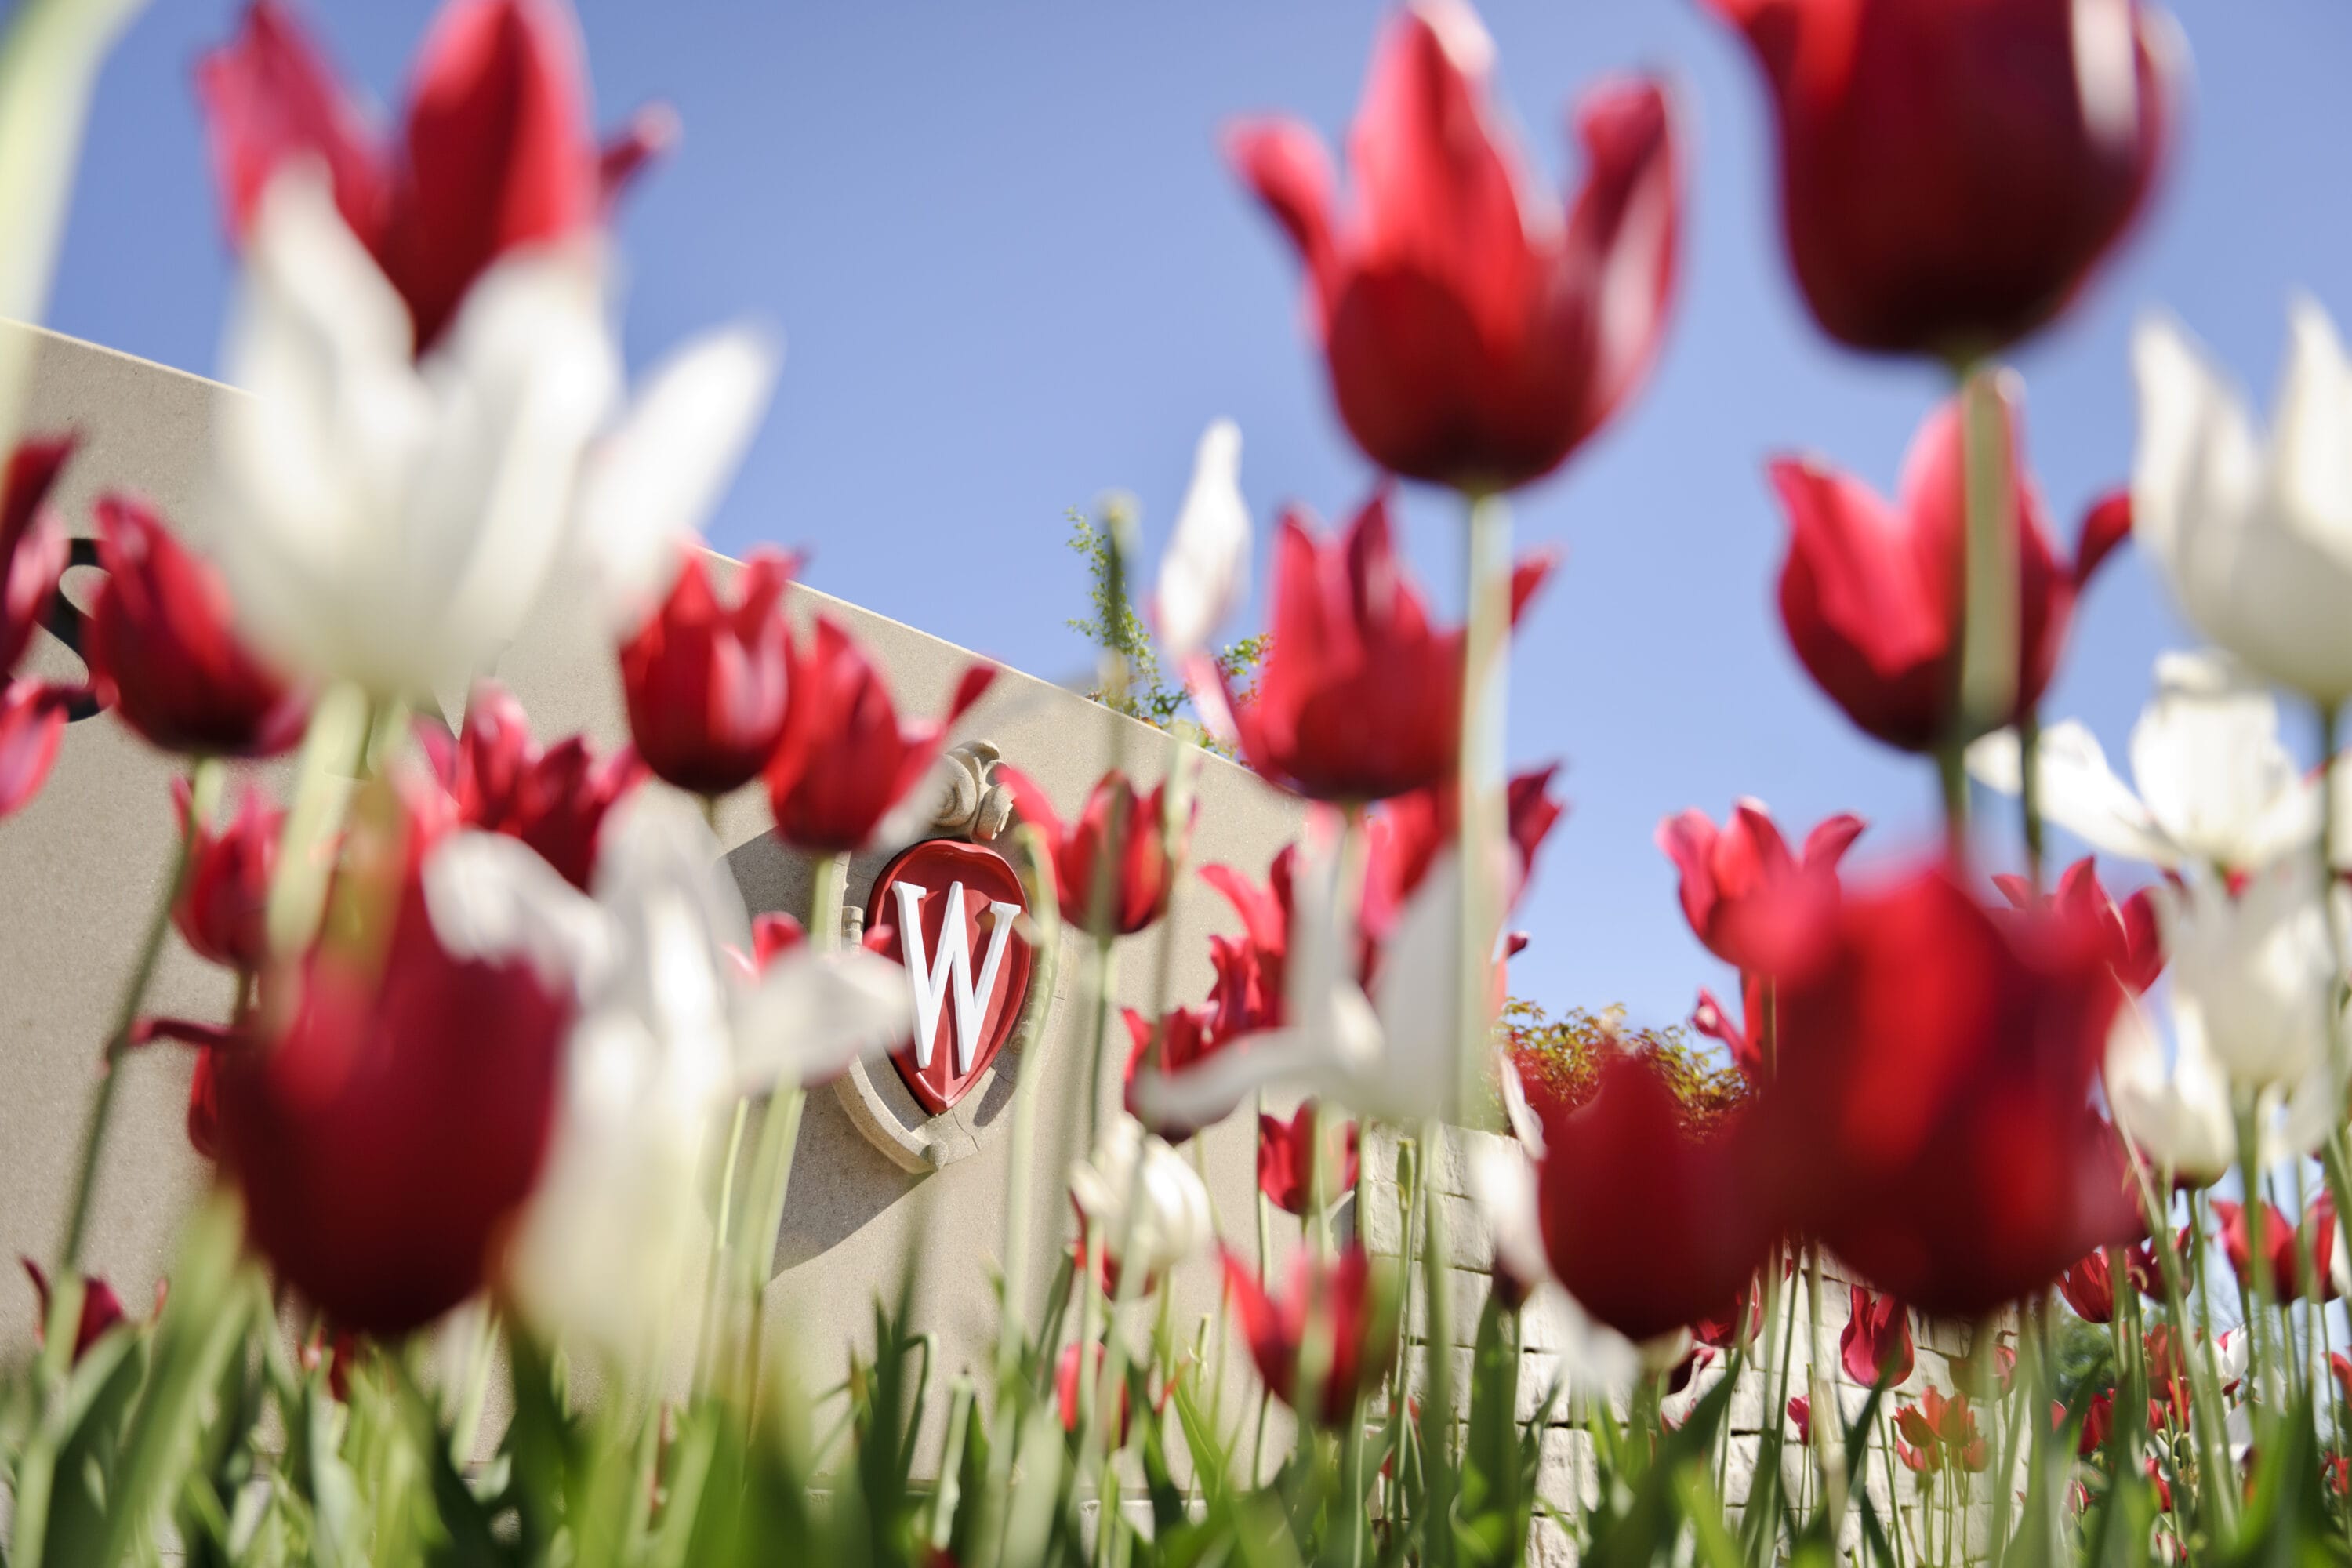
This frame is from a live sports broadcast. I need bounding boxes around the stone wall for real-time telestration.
[1363,1124,2000,1563]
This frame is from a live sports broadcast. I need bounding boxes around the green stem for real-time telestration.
[2020,706,2045,891]
[59,756,218,1272]
[1933,741,1969,861]
[1417,1118,1457,1566]
[1955,365,2019,742]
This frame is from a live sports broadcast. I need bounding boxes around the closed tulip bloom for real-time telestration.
[1228,491,1552,801]
[217,840,573,1335]
[1773,388,2125,752]
[1657,799,1863,974]
[2134,303,2352,705]
[1069,1117,1214,1289]
[1838,1284,1914,1388]
[1970,651,2319,877]
[2212,1197,2337,1304]
[1762,862,2137,1317]
[1055,1343,1131,1446]
[1534,1048,1774,1344]
[764,617,996,855]
[999,767,1190,937]
[173,779,281,973]
[1257,1101,1360,1218]
[1231,2,1678,492]
[198,0,666,350]
[1153,418,1251,668]
[1121,1004,1224,1143]
[20,1261,130,1366]
[2104,991,2238,1185]
[1706,0,2171,358]
[428,682,643,891]
[619,546,797,797]
[1221,1243,1398,1425]
[83,495,307,759]
[1788,1395,1812,1446]
[2156,858,2339,1094]
[2056,1251,2118,1325]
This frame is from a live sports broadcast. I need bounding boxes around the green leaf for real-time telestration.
[1454,1294,1525,1568]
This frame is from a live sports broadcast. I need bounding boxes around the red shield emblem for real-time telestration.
[868,838,1036,1116]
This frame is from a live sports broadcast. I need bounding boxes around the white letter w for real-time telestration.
[891,879,1022,1075]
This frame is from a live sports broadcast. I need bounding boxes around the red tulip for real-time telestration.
[1690,976,1767,1083]
[1838,1283,1913,1388]
[619,546,798,798]
[1788,1394,1812,1445]
[1771,391,2122,753]
[84,496,307,759]
[1994,858,2164,996]
[1896,1387,1987,1473]
[2145,1325,2196,1421]
[1226,492,1552,801]
[1055,1342,1131,1445]
[425,682,644,891]
[173,779,281,973]
[0,681,72,820]
[1221,1243,1396,1425]
[2077,1391,2114,1458]
[1201,851,1308,1036]
[0,439,77,820]
[216,834,572,1335]
[1229,2,1678,492]
[2055,1250,2118,1325]
[1657,800,1863,974]
[1000,767,1190,937]
[1951,1341,2017,1398]
[1759,860,2136,1317]
[763,616,995,855]
[1258,1101,1360,1217]
[2212,1196,2337,1304]
[198,0,668,349]
[1122,1004,1225,1142]
[1705,0,2170,358]
[1693,1276,1763,1349]
[726,911,808,981]
[1374,763,1564,923]
[0,437,70,681]
[1533,1047,1775,1343]
[2145,1457,2174,1513]
[21,1259,130,1364]
[127,1017,239,1159]
[2331,1351,2352,1410]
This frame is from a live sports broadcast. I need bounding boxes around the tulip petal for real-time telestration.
[1154,418,1250,665]
[579,325,780,633]
[2130,314,2263,655]
[733,948,913,1093]
[422,829,612,995]
[0,681,68,818]
[1966,721,2174,867]
[195,0,388,247]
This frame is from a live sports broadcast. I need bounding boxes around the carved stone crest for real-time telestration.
[833,739,1058,1171]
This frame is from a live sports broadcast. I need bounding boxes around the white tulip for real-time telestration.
[576,326,781,636]
[217,169,619,702]
[2105,992,2236,1184]
[1969,650,2317,873]
[2155,858,2342,1095]
[1153,418,1250,666]
[423,796,909,1367]
[2132,303,2352,705]
[1067,1116,1214,1283]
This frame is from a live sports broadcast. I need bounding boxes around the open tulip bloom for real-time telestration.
[1229,0,1679,495]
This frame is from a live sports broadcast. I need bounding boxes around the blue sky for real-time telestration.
[40,1,2352,1035]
